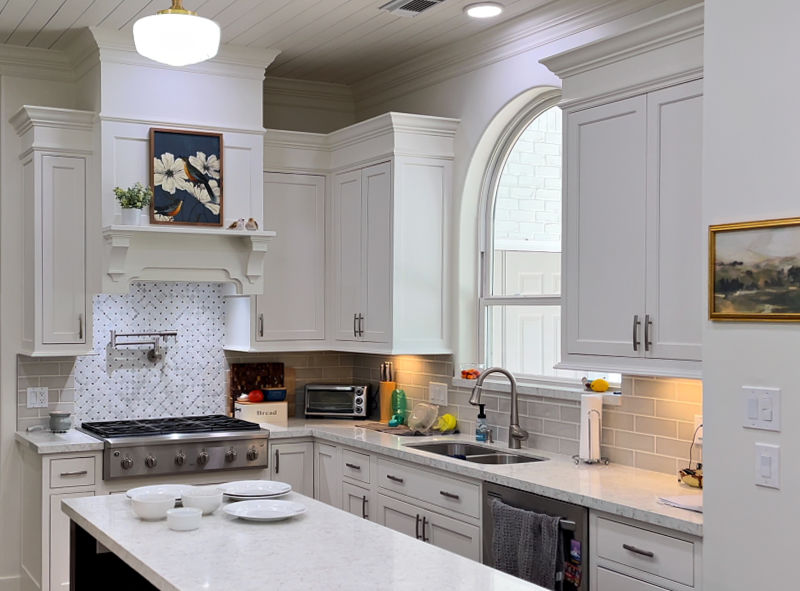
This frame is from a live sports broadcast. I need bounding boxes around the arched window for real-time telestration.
[479,94,616,384]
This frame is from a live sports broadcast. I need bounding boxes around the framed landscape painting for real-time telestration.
[149,128,223,226]
[709,217,800,321]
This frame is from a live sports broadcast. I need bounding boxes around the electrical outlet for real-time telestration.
[694,415,703,445]
[26,387,49,409]
[429,382,448,406]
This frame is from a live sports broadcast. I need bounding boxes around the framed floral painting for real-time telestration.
[149,128,223,226]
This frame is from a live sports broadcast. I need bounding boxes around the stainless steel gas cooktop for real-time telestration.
[80,414,269,480]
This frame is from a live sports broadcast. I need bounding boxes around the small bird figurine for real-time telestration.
[245,218,259,230]
[227,218,245,230]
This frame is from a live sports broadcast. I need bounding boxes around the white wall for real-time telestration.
[702,1,800,588]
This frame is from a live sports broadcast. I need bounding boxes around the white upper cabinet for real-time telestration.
[542,4,704,378]
[12,107,94,356]
[226,113,458,355]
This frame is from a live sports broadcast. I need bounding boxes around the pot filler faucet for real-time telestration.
[469,367,529,449]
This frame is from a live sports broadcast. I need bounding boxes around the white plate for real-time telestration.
[223,499,306,522]
[218,480,291,498]
[126,484,194,501]
[223,491,291,501]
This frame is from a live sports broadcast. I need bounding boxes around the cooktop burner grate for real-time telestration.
[81,414,261,438]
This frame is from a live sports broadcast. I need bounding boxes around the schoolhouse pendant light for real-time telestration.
[133,0,221,67]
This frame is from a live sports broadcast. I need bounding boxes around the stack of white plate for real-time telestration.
[217,480,292,501]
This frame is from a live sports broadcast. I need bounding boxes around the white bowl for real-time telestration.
[181,486,223,515]
[167,507,202,531]
[130,492,175,521]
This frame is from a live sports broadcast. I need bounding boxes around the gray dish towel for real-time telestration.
[490,497,563,590]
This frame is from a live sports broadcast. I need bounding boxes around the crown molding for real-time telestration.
[351,0,680,110]
[10,105,96,136]
[540,3,703,79]
[0,43,73,81]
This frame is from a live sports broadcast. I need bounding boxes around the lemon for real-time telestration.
[590,378,609,392]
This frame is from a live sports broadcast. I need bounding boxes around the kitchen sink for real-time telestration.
[404,442,547,464]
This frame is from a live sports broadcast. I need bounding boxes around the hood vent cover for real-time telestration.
[380,0,444,17]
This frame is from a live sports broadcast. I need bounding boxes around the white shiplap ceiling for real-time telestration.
[0,0,592,84]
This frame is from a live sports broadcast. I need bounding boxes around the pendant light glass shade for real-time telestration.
[133,3,220,67]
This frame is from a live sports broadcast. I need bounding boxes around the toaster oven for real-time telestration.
[304,384,369,418]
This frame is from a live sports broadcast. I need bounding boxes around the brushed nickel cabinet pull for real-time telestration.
[386,474,404,483]
[345,463,361,470]
[353,313,358,338]
[422,516,429,542]
[78,314,83,340]
[645,314,653,351]
[357,313,364,337]
[415,514,421,539]
[632,315,641,351]
[623,543,655,558]
[60,470,88,477]
[258,313,264,337]
[274,448,280,473]
[439,490,460,500]
[361,495,368,519]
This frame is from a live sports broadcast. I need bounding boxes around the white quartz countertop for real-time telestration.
[15,428,104,454]
[63,492,547,591]
[267,419,703,537]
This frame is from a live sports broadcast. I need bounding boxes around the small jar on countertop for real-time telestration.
[49,411,72,433]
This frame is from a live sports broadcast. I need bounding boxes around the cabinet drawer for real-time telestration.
[595,566,669,591]
[377,458,479,519]
[50,457,95,488]
[341,449,370,484]
[596,517,694,587]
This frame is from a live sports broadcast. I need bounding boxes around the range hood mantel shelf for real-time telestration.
[102,225,276,295]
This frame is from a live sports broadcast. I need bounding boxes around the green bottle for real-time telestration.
[391,388,407,425]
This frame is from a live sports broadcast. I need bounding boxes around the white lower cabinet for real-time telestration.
[19,445,102,591]
[270,441,313,497]
[590,511,702,591]
[313,442,341,508]
[342,481,372,521]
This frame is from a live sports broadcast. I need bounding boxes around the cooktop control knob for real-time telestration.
[246,447,258,461]
[197,451,209,466]
[225,449,237,463]
[144,455,157,469]
[175,451,186,466]
[120,457,134,470]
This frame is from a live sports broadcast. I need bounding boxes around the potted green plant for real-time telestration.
[114,182,152,225]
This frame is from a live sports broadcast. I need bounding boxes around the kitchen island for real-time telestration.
[63,492,547,591]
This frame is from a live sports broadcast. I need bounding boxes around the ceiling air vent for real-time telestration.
[380,0,445,17]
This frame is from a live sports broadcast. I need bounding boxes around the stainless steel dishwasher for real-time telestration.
[483,482,588,591]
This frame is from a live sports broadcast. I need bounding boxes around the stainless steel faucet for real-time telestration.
[469,367,529,449]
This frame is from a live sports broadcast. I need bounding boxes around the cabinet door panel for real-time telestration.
[42,155,86,344]
[333,170,363,341]
[342,481,371,521]
[271,442,313,497]
[51,491,94,590]
[314,443,341,508]
[645,81,703,361]
[361,162,392,343]
[565,97,647,357]
[257,173,325,341]
[425,511,481,561]
[594,567,669,591]
[376,493,420,540]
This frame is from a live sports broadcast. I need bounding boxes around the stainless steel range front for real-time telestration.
[80,415,269,480]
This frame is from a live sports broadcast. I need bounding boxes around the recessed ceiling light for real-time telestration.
[464,2,504,18]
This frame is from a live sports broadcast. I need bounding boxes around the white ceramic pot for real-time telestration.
[120,208,142,225]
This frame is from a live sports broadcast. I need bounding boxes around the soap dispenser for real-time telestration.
[476,404,489,442]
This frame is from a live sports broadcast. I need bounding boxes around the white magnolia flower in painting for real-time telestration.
[188,151,220,179]
[153,213,174,222]
[187,179,221,215]
[153,152,189,194]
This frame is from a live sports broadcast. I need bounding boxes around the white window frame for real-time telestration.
[477,90,581,388]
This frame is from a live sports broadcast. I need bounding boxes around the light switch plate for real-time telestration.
[755,442,780,488]
[742,386,781,431]
[26,387,49,409]
[429,382,448,406]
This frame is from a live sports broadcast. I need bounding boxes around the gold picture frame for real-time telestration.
[709,217,800,321]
